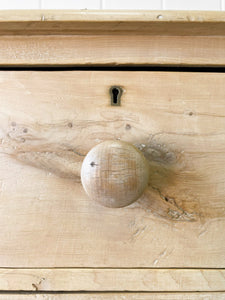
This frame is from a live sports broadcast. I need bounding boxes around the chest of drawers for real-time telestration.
[0,10,225,299]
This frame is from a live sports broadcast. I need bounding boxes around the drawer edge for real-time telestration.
[0,268,224,292]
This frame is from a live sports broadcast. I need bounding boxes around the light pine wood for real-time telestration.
[0,10,224,295]
[0,269,224,292]
[0,71,225,268]
[81,141,149,208]
[1,35,225,67]
[0,11,224,67]
[0,10,225,22]
[0,10,224,35]
[0,293,224,300]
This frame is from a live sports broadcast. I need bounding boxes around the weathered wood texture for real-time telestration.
[1,35,225,66]
[0,269,224,292]
[0,71,225,268]
[0,10,224,35]
[0,293,224,300]
[81,141,150,208]
[0,11,224,67]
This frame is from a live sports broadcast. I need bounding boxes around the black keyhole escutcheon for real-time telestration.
[110,86,123,106]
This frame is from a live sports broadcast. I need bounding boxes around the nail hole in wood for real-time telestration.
[110,86,122,106]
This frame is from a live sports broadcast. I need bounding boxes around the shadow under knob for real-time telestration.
[81,140,149,208]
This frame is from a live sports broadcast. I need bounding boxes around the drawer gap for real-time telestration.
[0,66,225,73]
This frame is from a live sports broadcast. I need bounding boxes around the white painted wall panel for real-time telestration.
[164,0,221,10]
[0,0,40,9]
[102,0,162,9]
[0,0,223,12]
[41,0,100,9]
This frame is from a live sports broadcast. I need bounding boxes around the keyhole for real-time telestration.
[110,86,122,106]
[112,88,119,104]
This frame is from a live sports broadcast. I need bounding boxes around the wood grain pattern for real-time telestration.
[0,269,224,291]
[81,141,150,208]
[1,35,225,67]
[1,10,225,22]
[0,71,225,268]
[0,293,224,300]
[0,10,224,35]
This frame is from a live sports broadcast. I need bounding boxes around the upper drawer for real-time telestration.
[0,70,224,268]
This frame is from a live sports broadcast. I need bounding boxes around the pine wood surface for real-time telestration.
[0,10,224,35]
[0,35,225,67]
[0,268,224,291]
[0,292,224,300]
[0,71,225,269]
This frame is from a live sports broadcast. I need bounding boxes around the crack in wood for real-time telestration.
[151,186,197,222]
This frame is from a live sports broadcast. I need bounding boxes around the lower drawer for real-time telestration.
[0,293,224,300]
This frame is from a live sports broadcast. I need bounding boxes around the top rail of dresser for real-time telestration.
[0,10,224,35]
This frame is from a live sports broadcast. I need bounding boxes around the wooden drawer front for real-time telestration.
[0,293,224,300]
[0,71,225,269]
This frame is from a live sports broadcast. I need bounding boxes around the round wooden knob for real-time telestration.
[81,141,149,208]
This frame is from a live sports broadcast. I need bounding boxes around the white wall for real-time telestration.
[0,0,223,10]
